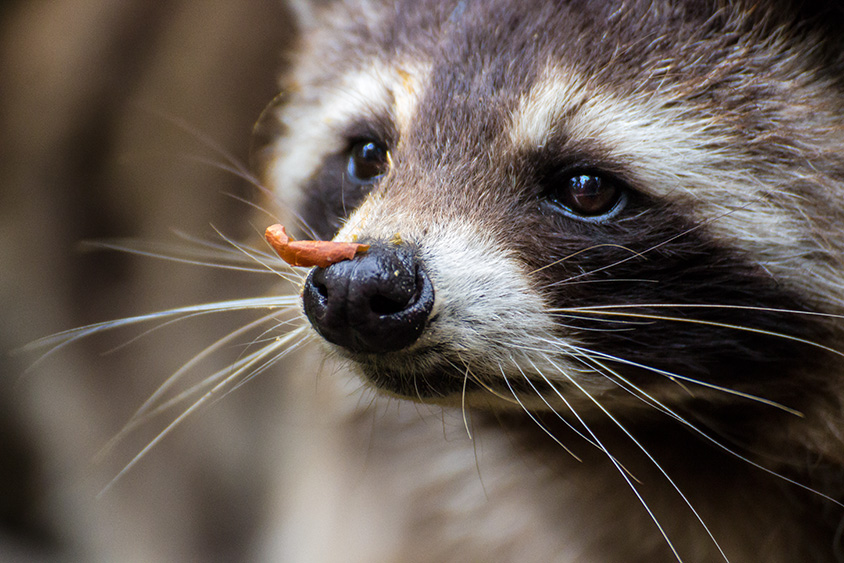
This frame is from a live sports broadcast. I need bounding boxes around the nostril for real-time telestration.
[368,267,422,315]
[314,279,329,299]
[370,294,409,315]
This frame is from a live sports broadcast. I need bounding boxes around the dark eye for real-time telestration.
[346,140,390,184]
[547,173,627,221]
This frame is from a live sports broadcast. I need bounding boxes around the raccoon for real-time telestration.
[18,0,844,561]
[261,0,844,561]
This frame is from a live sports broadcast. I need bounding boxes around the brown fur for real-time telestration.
[269,1,844,561]
[7,1,844,561]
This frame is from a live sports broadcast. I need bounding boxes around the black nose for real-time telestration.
[302,244,434,353]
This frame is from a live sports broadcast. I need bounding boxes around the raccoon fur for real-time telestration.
[13,0,844,561]
[263,0,844,561]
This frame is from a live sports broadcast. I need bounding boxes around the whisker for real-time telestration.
[530,244,646,276]
[133,313,302,420]
[82,237,304,287]
[459,358,473,440]
[223,192,283,224]
[278,206,324,242]
[569,344,803,417]
[549,277,660,287]
[226,330,315,394]
[544,357,727,563]
[500,365,582,462]
[518,359,603,453]
[551,306,844,359]
[549,311,654,327]
[211,225,310,284]
[567,349,844,509]
[22,297,299,369]
[79,240,279,274]
[174,154,267,192]
[442,356,522,407]
[133,104,263,192]
[96,329,304,498]
[96,325,309,462]
[97,310,266,357]
[542,190,786,291]
[528,334,786,416]
[171,228,296,270]
[556,302,844,321]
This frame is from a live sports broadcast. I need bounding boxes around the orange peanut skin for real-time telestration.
[264,224,370,268]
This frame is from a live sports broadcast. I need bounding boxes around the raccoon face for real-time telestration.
[269,0,844,415]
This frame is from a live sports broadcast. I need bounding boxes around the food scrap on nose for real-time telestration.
[264,224,370,268]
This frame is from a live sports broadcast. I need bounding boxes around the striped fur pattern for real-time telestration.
[266,1,844,561]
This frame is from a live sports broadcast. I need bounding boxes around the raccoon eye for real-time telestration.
[346,140,390,184]
[547,173,627,220]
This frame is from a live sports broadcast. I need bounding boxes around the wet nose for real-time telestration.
[302,244,434,353]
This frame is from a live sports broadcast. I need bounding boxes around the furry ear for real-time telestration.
[286,0,341,30]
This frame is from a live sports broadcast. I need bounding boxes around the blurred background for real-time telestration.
[0,1,299,560]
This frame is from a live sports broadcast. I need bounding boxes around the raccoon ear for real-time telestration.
[286,0,341,30]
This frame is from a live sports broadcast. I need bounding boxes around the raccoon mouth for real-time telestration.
[351,350,472,399]
[346,348,571,401]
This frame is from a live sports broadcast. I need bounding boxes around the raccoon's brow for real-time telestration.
[269,60,430,211]
[509,63,724,200]
[331,62,430,134]
[506,63,804,264]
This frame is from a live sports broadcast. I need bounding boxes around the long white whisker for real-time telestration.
[211,225,310,283]
[96,326,309,462]
[460,360,473,440]
[222,192,283,224]
[544,193,779,290]
[568,347,844,509]
[530,244,646,275]
[442,357,521,406]
[555,302,844,322]
[23,297,298,368]
[521,361,644,481]
[176,154,265,191]
[549,311,654,327]
[134,105,261,189]
[80,240,280,274]
[98,310,276,357]
[517,359,603,452]
[133,312,302,420]
[552,307,844,359]
[500,365,582,461]
[226,330,315,394]
[568,344,803,417]
[96,331,299,498]
[545,357,721,563]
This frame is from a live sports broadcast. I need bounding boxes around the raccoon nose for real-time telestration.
[302,245,434,353]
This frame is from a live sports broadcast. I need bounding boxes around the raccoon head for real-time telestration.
[267,0,844,423]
